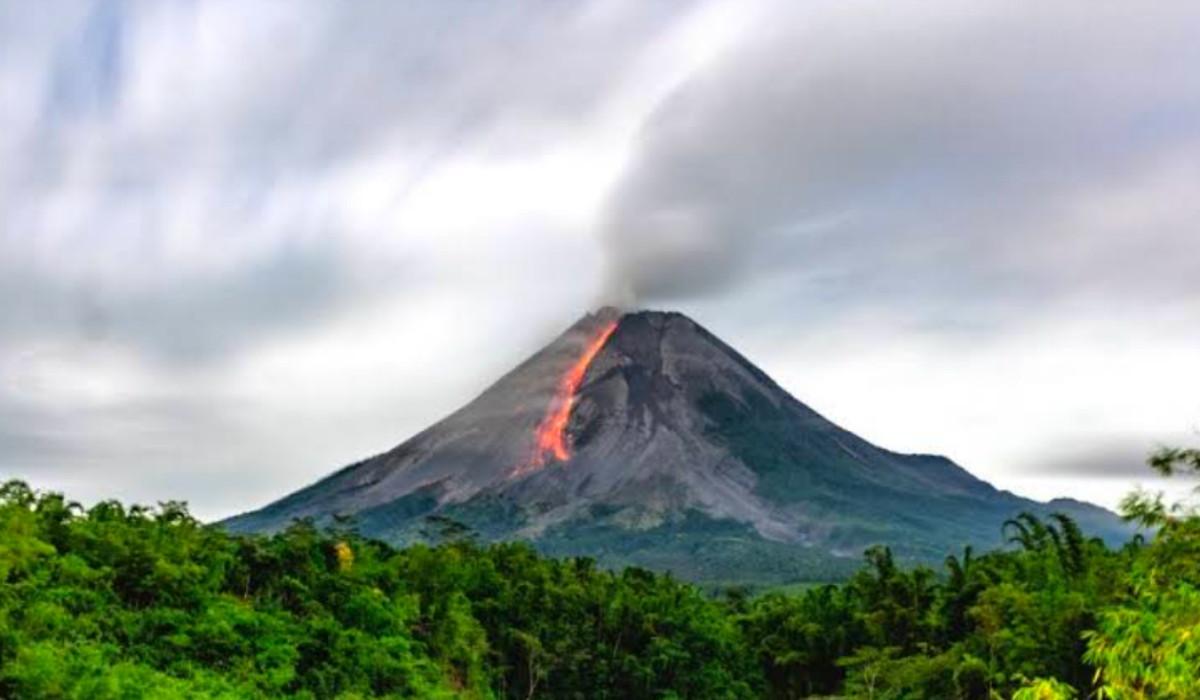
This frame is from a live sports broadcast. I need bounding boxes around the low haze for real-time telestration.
[2,0,1198,520]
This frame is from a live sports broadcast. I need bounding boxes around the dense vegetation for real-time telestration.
[0,449,1196,699]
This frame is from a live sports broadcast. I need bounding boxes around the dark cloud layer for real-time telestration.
[600,1,1200,320]
[0,240,368,364]
[1033,441,1163,479]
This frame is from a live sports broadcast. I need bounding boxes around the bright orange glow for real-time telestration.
[522,321,617,472]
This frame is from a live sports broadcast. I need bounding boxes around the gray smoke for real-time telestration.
[598,0,1200,316]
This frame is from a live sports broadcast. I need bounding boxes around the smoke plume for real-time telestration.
[597,0,1200,314]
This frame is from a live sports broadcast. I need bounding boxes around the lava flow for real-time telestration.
[517,320,618,474]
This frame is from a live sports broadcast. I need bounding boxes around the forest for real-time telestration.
[0,447,1196,699]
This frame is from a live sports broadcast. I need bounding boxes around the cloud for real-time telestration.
[0,0,711,517]
[2,0,1198,519]
[0,0,688,364]
[1034,441,1164,479]
[599,0,1200,319]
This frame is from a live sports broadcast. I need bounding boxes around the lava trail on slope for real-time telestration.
[513,320,618,476]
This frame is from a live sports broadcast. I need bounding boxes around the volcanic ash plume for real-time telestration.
[599,203,748,307]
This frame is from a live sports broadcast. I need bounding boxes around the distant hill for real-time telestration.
[224,309,1131,585]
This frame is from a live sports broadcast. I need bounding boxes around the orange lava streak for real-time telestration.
[531,321,617,466]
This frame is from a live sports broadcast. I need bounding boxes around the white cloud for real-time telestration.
[0,0,727,517]
[0,0,1196,517]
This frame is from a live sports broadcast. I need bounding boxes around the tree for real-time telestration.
[1012,676,1077,700]
[1083,446,1200,699]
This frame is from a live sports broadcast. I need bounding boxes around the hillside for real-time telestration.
[225,309,1130,584]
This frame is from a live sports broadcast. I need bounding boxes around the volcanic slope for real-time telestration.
[225,309,1128,584]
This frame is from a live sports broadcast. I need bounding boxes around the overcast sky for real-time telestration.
[2,0,1198,520]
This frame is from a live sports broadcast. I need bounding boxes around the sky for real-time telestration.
[2,0,1199,520]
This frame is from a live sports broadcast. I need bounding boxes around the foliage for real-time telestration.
[1011,676,1077,700]
[1082,446,1200,700]
[0,441,1195,698]
[0,481,753,699]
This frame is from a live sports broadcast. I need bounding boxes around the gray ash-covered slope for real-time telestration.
[225,309,1128,584]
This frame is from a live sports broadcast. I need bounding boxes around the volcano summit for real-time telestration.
[226,309,1126,584]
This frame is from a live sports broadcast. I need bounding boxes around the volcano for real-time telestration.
[225,309,1127,584]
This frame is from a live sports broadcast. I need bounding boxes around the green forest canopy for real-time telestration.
[0,447,1197,699]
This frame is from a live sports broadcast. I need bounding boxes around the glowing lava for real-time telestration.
[521,321,617,472]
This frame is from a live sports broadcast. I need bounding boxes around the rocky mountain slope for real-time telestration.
[225,309,1129,584]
